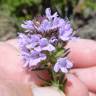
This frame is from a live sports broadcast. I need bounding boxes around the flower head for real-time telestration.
[18,8,75,70]
[54,57,73,73]
[22,50,46,68]
[18,8,77,92]
[59,20,73,41]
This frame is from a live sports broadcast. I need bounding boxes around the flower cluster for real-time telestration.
[18,8,75,73]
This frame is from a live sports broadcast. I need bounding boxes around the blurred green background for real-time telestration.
[0,0,96,40]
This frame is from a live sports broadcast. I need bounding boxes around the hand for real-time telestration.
[0,79,32,96]
[0,39,96,96]
[65,39,96,96]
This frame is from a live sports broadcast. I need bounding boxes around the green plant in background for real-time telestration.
[0,0,41,14]
[0,0,96,32]
[0,0,42,31]
[0,0,96,20]
[0,0,42,20]
[85,0,96,10]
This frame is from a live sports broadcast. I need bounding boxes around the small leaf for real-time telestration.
[55,49,64,58]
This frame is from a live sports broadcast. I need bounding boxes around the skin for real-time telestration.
[0,80,32,96]
[0,39,96,96]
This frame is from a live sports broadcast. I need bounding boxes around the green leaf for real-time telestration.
[55,49,64,58]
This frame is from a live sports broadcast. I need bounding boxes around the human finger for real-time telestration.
[65,74,89,96]
[66,39,96,68]
[70,67,96,92]
[0,79,32,96]
[89,92,96,96]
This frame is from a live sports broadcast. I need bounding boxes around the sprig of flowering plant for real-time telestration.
[18,8,76,91]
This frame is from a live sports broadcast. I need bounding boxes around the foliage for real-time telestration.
[0,0,40,14]
[0,0,96,31]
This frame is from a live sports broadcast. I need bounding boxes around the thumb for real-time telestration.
[0,41,50,85]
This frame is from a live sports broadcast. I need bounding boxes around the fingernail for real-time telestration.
[66,74,72,87]
[67,80,72,87]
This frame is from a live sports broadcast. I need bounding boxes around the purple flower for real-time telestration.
[45,8,58,20]
[51,17,61,29]
[59,20,73,41]
[18,8,76,71]
[21,20,34,32]
[18,33,41,49]
[38,9,59,32]
[39,38,49,47]
[54,57,73,73]
[18,33,55,68]
[18,33,47,68]
[35,38,56,52]
[22,50,46,68]
[38,19,52,32]
[29,51,46,67]
[18,33,31,48]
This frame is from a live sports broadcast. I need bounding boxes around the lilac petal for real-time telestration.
[54,57,73,73]
[30,35,41,42]
[20,47,29,54]
[45,8,58,20]
[34,46,42,52]
[18,33,31,47]
[39,19,51,32]
[29,53,46,67]
[35,44,55,52]
[65,23,71,31]
[39,38,48,47]
[53,17,59,24]
[52,12,58,18]
[42,44,55,52]
[64,29,73,36]
[38,20,48,32]
[59,35,70,41]
[51,17,60,29]
[61,67,68,73]
[30,50,39,58]
[21,51,30,56]
[59,19,66,26]
[26,43,37,49]
[39,53,47,60]
[54,63,59,72]
[59,29,73,41]
[45,8,51,17]
[21,20,34,30]
[29,58,41,67]
[43,20,51,31]
[18,33,28,42]
[66,60,73,69]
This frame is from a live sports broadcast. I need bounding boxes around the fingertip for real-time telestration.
[89,92,96,96]
[66,39,96,68]
[70,67,96,92]
[65,74,89,96]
